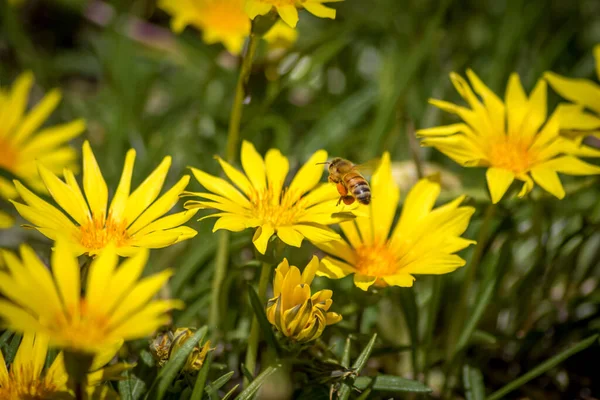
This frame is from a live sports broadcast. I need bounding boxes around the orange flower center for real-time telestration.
[0,136,19,172]
[202,1,251,35]
[49,299,113,350]
[250,188,306,227]
[0,368,58,400]
[487,136,537,174]
[79,212,130,251]
[354,241,398,277]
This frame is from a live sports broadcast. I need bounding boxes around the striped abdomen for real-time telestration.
[343,172,371,205]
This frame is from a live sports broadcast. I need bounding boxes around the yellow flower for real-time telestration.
[417,70,600,203]
[151,328,212,373]
[184,140,352,254]
[263,19,298,50]
[0,241,184,354]
[245,0,343,28]
[0,72,85,201]
[266,256,342,342]
[159,0,251,55]
[316,153,475,291]
[545,45,600,138]
[0,332,129,399]
[11,140,197,257]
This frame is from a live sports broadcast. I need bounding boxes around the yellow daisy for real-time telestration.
[266,256,342,342]
[0,72,85,201]
[11,140,197,257]
[316,153,475,291]
[545,44,600,138]
[184,140,353,254]
[417,70,600,203]
[0,332,129,399]
[0,241,184,354]
[159,0,251,55]
[245,0,343,28]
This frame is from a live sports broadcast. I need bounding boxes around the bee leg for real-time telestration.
[336,182,348,196]
[336,196,343,206]
[342,196,355,205]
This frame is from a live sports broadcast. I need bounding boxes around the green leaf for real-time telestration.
[147,326,208,400]
[341,337,351,368]
[487,334,599,400]
[338,333,378,400]
[190,351,212,400]
[248,285,281,356]
[463,365,485,400]
[353,375,432,393]
[221,384,240,400]
[5,333,22,365]
[204,371,234,398]
[398,287,419,376]
[234,364,281,400]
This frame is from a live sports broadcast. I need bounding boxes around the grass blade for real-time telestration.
[487,334,599,400]
[353,375,432,393]
[463,365,485,400]
[248,284,281,356]
[338,333,378,400]
[190,351,213,400]
[234,364,281,400]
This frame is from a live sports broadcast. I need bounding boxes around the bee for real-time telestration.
[322,158,372,206]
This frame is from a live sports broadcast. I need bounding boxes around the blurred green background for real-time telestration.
[1,0,600,399]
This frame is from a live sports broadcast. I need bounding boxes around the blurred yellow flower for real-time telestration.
[184,140,352,254]
[266,256,342,342]
[151,328,212,373]
[316,153,475,291]
[159,0,251,54]
[417,70,600,203]
[263,20,298,49]
[0,72,84,211]
[11,141,197,257]
[0,241,184,354]
[245,0,342,28]
[545,45,600,138]
[0,332,129,399]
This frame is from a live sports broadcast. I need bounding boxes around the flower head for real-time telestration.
[245,0,343,28]
[11,141,197,256]
[0,332,128,399]
[545,45,600,138]
[0,72,85,203]
[150,328,212,373]
[159,0,251,54]
[316,153,475,291]
[417,70,600,203]
[184,140,353,254]
[266,256,342,342]
[0,241,184,354]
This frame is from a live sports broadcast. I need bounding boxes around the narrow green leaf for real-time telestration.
[148,326,208,400]
[353,375,432,393]
[398,288,419,376]
[341,337,351,368]
[356,388,372,400]
[234,364,280,400]
[240,363,254,383]
[190,351,213,400]
[204,371,234,395]
[463,365,485,400]
[5,333,22,364]
[338,333,378,400]
[0,330,12,347]
[221,384,240,400]
[487,334,599,400]
[454,278,495,354]
[248,285,281,356]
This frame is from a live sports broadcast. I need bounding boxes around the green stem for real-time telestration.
[406,119,424,180]
[210,34,260,335]
[443,202,496,396]
[423,276,441,383]
[226,33,260,162]
[244,261,272,387]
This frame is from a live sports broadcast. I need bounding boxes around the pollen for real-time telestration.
[0,370,58,400]
[354,240,398,277]
[249,187,306,227]
[79,212,130,251]
[49,299,112,350]
[487,136,537,174]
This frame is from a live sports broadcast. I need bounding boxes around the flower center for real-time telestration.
[202,1,251,35]
[78,212,130,250]
[0,369,58,400]
[487,136,536,174]
[49,299,113,351]
[0,136,19,172]
[250,188,306,227]
[354,241,398,277]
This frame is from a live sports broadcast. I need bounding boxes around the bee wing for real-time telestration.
[350,158,381,177]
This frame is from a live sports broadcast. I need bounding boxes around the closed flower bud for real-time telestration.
[151,328,212,373]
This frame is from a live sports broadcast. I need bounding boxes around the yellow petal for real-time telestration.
[133,209,197,237]
[505,73,528,136]
[287,150,328,202]
[486,167,515,203]
[190,168,250,207]
[52,240,81,319]
[252,224,275,254]
[265,149,289,205]
[303,1,336,19]
[109,149,136,221]
[213,215,248,232]
[519,79,547,143]
[215,156,253,197]
[382,274,415,287]
[420,136,485,166]
[536,155,600,175]
[13,89,61,144]
[294,223,340,244]
[466,69,505,134]
[277,5,299,28]
[130,227,197,248]
[82,141,108,219]
[241,141,267,191]
[245,0,272,19]
[0,299,45,332]
[317,257,355,279]
[4,71,34,134]
[369,152,398,241]
[530,167,565,199]
[123,156,171,225]
[276,226,304,247]
[0,211,14,228]
[544,71,600,114]
[38,164,90,225]
[301,255,320,285]
[313,238,357,265]
[393,178,441,239]
[86,245,119,310]
[353,274,376,291]
[416,123,475,137]
[20,119,85,155]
